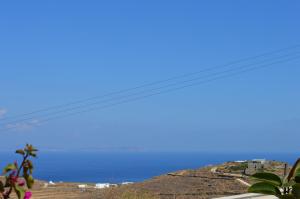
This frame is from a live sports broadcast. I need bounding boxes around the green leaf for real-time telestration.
[280,194,296,199]
[294,168,300,183]
[23,166,29,177]
[288,159,300,182]
[14,185,25,199]
[283,180,296,188]
[25,144,38,153]
[252,172,283,186]
[295,168,300,176]
[292,184,300,198]
[295,176,300,184]
[29,167,34,175]
[3,163,17,174]
[29,152,37,157]
[27,160,34,174]
[27,175,34,189]
[248,182,282,196]
[24,175,34,189]
[15,149,25,155]
[0,181,4,192]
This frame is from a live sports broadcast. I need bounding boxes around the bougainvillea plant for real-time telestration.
[0,144,37,199]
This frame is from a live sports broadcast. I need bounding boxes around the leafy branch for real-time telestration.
[0,144,37,199]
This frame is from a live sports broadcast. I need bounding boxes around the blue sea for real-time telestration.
[0,152,299,183]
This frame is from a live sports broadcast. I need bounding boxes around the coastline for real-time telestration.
[2,159,288,199]
[1,151,297,184]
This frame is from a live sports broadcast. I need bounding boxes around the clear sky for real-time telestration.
[0,1,300,153]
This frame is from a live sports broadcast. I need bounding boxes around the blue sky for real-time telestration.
[0,1,300,152]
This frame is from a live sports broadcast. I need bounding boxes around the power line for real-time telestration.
[1,45,299,122]
[1,53,299,131]
[20,54,300,126]
[1,50,299,127]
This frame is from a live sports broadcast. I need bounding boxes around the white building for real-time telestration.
[121,182,133,185]
[95,183,110,189]
[78,184,87,189]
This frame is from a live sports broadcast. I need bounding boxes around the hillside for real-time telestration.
[1,160,288,199]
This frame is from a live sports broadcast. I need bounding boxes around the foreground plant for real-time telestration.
[0,144,37,199]
[248,158,300,199]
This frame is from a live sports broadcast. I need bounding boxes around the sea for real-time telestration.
[0,151,299,183]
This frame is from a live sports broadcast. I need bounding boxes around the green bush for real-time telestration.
[230,163,248,171]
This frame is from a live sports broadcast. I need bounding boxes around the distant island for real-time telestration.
[2,159,288,199]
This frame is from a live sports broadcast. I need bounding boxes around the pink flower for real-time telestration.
[17,178,25,186]
[24,191,32,199]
